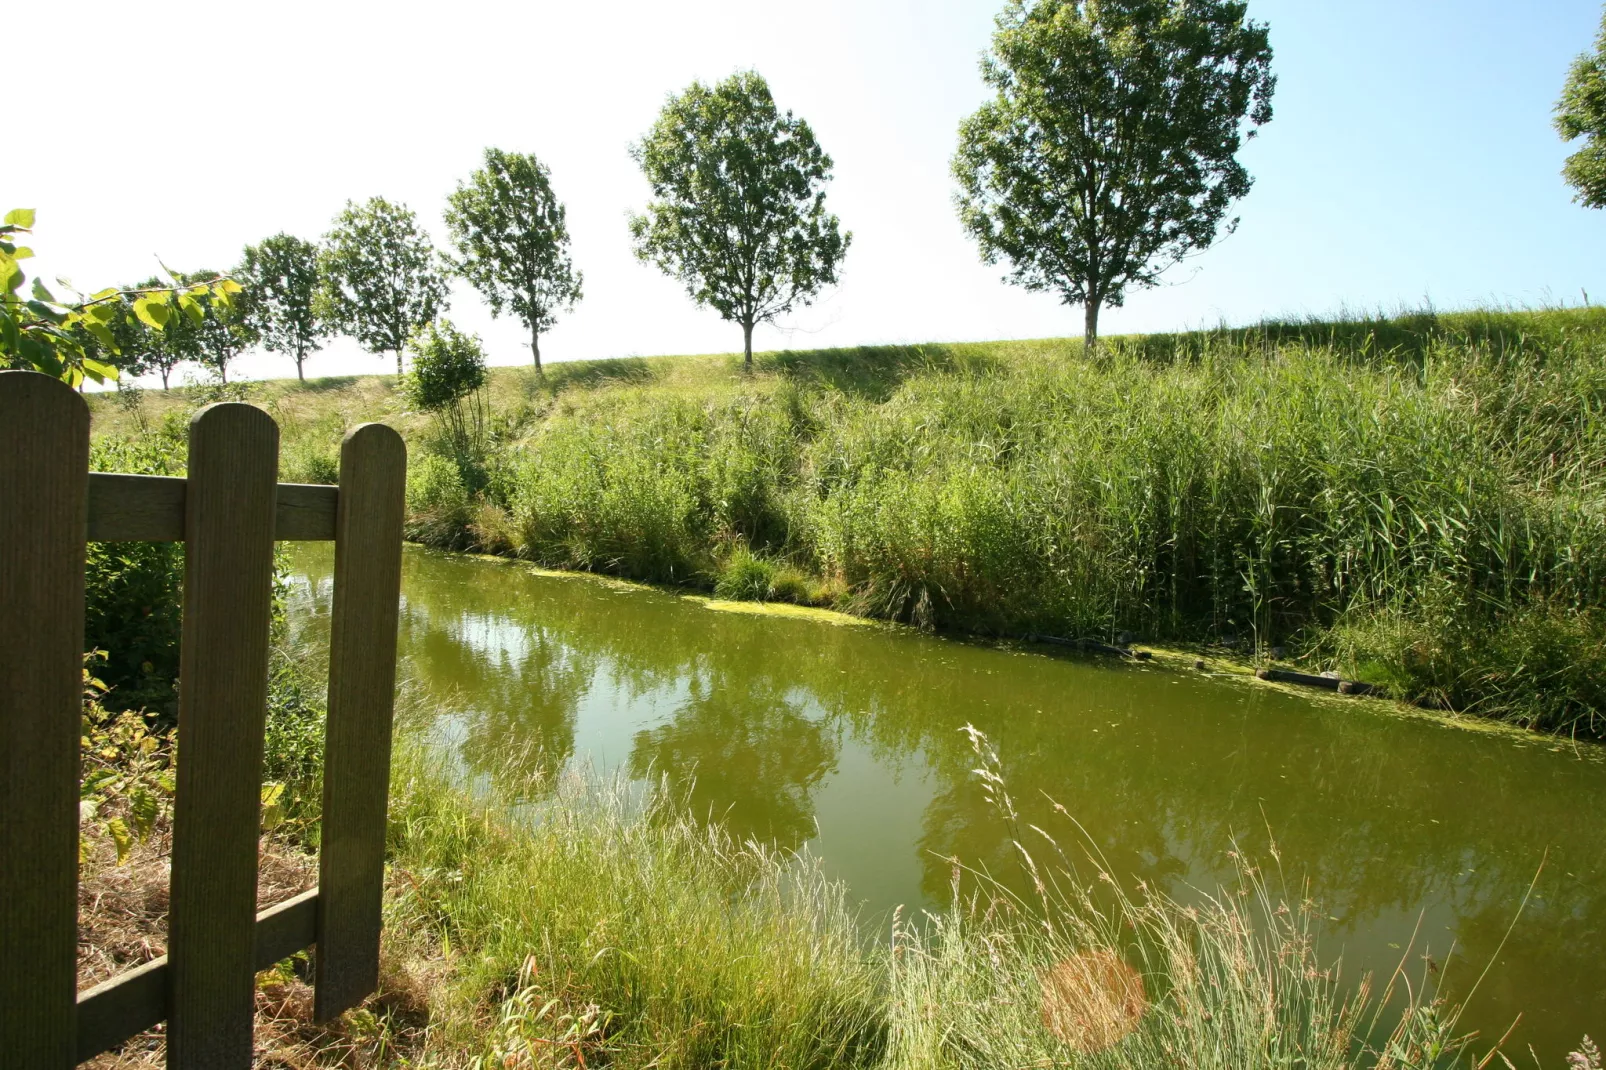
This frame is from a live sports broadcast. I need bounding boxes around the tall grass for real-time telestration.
[383,753,886,1068]
[90,307,1606,733]
[373,735,1497,1069]
[882,727,1473,1070]
[483,311,1606,734]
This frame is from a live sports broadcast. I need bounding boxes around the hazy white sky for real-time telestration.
[13,0,1606,384]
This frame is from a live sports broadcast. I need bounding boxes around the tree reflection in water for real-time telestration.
[284,544,1606,1062]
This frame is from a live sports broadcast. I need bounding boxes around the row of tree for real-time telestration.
[95,148,580,388]
[95,0,1279,387]
[16,0,1606,390]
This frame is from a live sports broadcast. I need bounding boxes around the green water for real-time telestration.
[287,544,1606,1062]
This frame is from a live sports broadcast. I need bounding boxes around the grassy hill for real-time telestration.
[90,306,1606,735]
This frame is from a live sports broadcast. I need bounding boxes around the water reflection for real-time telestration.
[285,545,1606,1062]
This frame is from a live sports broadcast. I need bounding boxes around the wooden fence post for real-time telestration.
[315,423,407,1019]
[165,404,280,1070]
[0,371,91,1069]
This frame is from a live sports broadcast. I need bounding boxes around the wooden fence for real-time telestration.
[0,370,407,1068]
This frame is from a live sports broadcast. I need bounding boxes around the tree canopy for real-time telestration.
[241,233,327,381]
[629,71,850,370]
[1557,7,1606,209]
[953,0,1274,348]
[445,149,582,374]
[320,197,448,375]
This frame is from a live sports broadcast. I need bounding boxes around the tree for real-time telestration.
[1,208,239,388]
[182,268,259,384]
[1557,6,1606,209]
[241,233,327,380]
[445,149,582,374]
[629,71,850,371]
[953,0,1275,350]
[319,197,448,375]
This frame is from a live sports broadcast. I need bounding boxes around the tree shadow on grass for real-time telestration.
[761,343,1008,401]
[292,375,361,393]
[540,357,656,392]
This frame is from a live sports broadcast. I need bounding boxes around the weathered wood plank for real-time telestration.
[275,482,341,540]
[76,889,321,1062]
[86,473,338,541]
[0,371,91,1068]
[166,403,280,1070]
[87,472,187,540]
[315,423,407,1021]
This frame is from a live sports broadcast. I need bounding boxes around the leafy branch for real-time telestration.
[1,208,243,387]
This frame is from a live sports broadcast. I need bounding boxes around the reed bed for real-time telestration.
[90,307,1606,734]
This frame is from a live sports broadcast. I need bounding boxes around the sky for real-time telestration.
[12,0,1606,385]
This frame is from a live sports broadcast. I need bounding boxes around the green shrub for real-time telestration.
[716,545,777,600]
[405,452,474,549]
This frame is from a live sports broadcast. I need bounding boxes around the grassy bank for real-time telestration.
[83,734,1498,1068]
[90,306,1606,735]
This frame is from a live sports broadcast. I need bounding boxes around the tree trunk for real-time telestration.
[531,324,543,375]
[396,349,404,377]
[742,320,754,372]
[218,361,228,385]
[1084,298,1102,353]
[296,353,305,382]
[160,367,171,391]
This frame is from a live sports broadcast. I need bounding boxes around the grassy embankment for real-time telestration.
[93,306,1606,737]
[82,731,1487,1068]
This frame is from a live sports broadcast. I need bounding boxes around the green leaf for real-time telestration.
[86,300,118,323]
[260,781,286,832]
[133,296,170,329]
[82,356,119,382]
[106,817,133,865]
[4,208,36,228]
[129,789,159,838]
[31,277,57,304]
[177,293,205,325]
[217,278,244,294]
[84,320,117,349]
[12,246,33,260]
[0,258,21,295]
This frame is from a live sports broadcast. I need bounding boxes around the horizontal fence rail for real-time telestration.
[88,473,340,541]
[75,890,319,1063]
[0,370,405,1069]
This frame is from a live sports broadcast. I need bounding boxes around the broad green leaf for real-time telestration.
[31,277,56,303]
[86,300,119,323]
[217,278,244,294]
[4,208,36,228]
[0,258,20,295]
[178,293,205,325]
[188,283,209,296]
[89,287,119,302]
[133,296,170,329]
[129,789,159,838]
[82,357,119,381]
[84,320,117,349]
[12,246,33,260]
